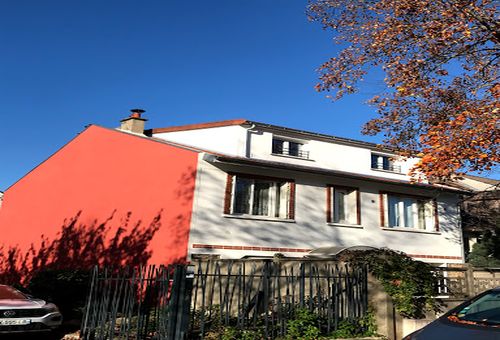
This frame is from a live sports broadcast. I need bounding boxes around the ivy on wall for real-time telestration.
[339,248,441,318]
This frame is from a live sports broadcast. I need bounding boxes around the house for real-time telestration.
[456,175,500,256]
[0,111,469,267]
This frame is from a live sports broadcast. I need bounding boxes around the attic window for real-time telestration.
[272,138,309,159]
[371,153,401,173]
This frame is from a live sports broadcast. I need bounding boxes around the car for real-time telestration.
[0,284,62,334]
[403,287,500,339]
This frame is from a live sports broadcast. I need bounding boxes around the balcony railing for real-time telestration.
[272,147,310,160]
[371,162,402,173]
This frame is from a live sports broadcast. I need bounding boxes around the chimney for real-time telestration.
[120,109,147,134]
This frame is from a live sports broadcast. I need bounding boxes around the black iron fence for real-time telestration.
[80,265,192,340]
[189,259,368,339]
[81,260,369,339]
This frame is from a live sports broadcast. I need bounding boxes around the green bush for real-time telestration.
[221,326,264,340]
[339,248,441,318]
[286,308,321,340]
[330,311,377,338]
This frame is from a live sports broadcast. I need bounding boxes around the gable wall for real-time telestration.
[0,126,199,266]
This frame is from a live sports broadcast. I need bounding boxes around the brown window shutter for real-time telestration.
[433,199,439,231]
[223,174,234,214]
[288,181,296,220]
[356,190,361,225]
[379,192,385,227]
[326,186,332,223]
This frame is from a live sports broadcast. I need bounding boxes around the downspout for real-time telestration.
[244,123,256,158]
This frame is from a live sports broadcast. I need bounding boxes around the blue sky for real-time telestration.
[0,1,461,190]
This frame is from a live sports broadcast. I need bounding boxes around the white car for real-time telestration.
[0,285,62,333]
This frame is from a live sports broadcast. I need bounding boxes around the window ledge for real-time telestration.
[328,223,364,229]
[371,168,405,175]
[271,153,314,162]
[223,214,296,223]
[382,227,441,235]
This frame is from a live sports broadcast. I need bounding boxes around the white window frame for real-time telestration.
[328,185,360,225]
[230,176,292,219]
[371,153,401,173]
[272,136,309,159]
[381,192,436,231]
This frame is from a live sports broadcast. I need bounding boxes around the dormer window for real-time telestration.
[371,153,401,173]
[272,137,309,159]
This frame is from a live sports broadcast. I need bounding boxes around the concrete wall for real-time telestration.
[187,157,464,264]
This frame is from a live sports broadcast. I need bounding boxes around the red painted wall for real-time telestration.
[0,125,198,265]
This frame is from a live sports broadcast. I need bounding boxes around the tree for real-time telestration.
[308,0,499,180]
[468,227,500,266]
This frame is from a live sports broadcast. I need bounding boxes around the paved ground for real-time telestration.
[1,326,79,340]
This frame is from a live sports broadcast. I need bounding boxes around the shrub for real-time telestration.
[339,248,441,318]
[286,308,321,340]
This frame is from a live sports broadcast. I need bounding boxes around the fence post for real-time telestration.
[367,272,397,340]
[465,263,475,297]
[174,265,194,340]
[80,266,98,340]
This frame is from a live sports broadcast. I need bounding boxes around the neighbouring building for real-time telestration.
[457,175,500,256]
[0,111,470,266]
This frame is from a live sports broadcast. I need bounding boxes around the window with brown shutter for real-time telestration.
[326,185,361,225]
[380,191,438,231]
[224,173,295,220]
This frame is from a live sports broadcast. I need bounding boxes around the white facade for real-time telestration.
[153,121,466,264]
[154,122,421,182]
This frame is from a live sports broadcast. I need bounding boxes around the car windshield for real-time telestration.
[0,286,27,300]
[450,291,500,326]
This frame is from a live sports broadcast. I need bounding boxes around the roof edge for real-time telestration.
[147,119,248,134]
[209,155,471,195]
[149,118,399,153]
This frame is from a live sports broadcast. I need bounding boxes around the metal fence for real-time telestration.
[80,260,369,339]
[80,265,191,340]
[189,259,369,339]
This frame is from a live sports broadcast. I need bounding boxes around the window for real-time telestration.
[380,192,438,231]
[272,137,309,159]
[327,186,360,225]
[371,153,401,173]
[224,174,295,219]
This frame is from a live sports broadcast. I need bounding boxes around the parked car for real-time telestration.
[403,287,500,339]
[0,284,62,333]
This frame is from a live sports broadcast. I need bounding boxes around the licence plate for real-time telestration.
[0,319,31,326]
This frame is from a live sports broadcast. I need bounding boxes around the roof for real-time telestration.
[463,174,500,186]
[205,154,471,194]
[306,246,378,258]
[148,119,396,152]
[116,127,469,194]
[147,119,247,134]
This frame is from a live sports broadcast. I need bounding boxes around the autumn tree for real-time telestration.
[308,0,499,180]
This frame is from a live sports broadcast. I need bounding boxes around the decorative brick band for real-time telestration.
[192,244,462,260]
[192,244,312,253]
[407,254,462,260]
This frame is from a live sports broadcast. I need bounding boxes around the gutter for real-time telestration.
[203,154,471,195]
